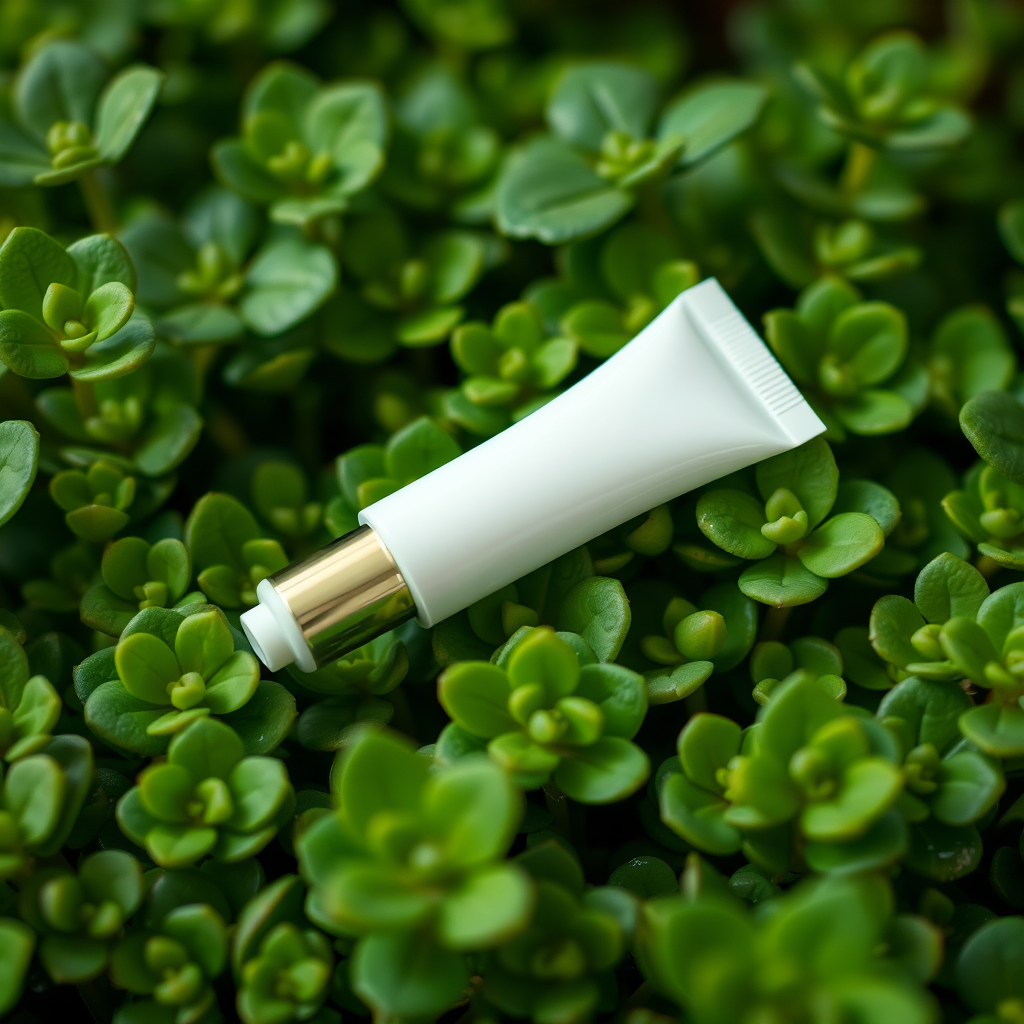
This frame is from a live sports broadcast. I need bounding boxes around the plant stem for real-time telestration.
[543,780,571,840]
[78,170,118,233]
[637,176,679,244]
[758,604,792,643]
[839,142,877,198]
[71,375,98,423]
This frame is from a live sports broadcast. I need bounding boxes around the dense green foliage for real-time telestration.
[4,1,1024,1022]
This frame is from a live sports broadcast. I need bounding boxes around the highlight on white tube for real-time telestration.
[240,278,825,672]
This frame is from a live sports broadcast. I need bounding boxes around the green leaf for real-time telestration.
[876,676,971,752]
[15,41,105,140]
[956,917,1024,1013]
[960,391,1024,485]
[938,616,999,683]
[0,122,48,187]
[211,138,283,203]
[696,489,774,559]
[1000,200,1024,264]
[323,862,435,932]
[831,479,901,537]
[186,493,260,572]
[352,931,469,1018]
[0,309,68,378]
[174,608,234,680]
[803,809,908,874]
[660,769,741,855]
[423,231,487,304]
[764,308,818,383]
[800,757,903,841]
[239,237,338,337]
[0,420,38,526]
[487,732,560,788]
[425,756,521,865]
[932,751,1005,826]
[148,539,191,602]
[39,934,110,984]
[931,306,1015,406]
[496,138,633,245]
[659,80,767,167]
[385,416,460,483]
[560,300,628,358]
[914,552,989,624]
[438,662,515,738]
[84,281,134,341]
[0,227,76,320]
[101,536,149,600]
[204,651,260,714]
[640,895,753,1017]
[84,681,168,756]
[135,405,203,477]
[646,661,714,704]
[703,582,759,671]
[307,82,387,193]
[94,66,164,164]
[336,727,428,838]
[739,553,829,607]
[228,756,290,831]
[869,594,923,667]
[507,629,579,701]
[827,302,907,386]
[438,863,534,950]
[834,389,915,435]
[798,512,884,578]
[547,63,657,151]
[223,679,297,755]
[553,737,649,804]
[168,717,245,780]
[147,824,218,867]
[5,753,64,846]
[162,903,228,977]
[756,437,838,530]
[12,674,61,743]
[959,703,1024,758]
[558,577,631,662]
[0,918,35,1016]
[65,504,130,542]
[397,305,464,346]
[115,632,179,704]
[70,315,156,383]
[576,662,646,738]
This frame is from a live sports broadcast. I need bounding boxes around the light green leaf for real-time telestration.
[547,63,657,151]
[240,237,338,337]
[438,863,534,950]
[115,632,179,704]
[739,553,829,607]
[659,79,767,167]
[553,737,649,804]
[798,512,884,578]
[0,309,69,379]
[0,420,39,526]
[0,227,76,320]
[94,65,164,164]
[496,138,633,245]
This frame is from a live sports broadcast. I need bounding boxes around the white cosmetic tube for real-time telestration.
[241,278,824,673]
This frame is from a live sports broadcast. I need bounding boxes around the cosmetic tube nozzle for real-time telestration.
[241,525,414,673]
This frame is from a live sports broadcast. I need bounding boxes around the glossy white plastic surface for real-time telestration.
[359,278,825,627]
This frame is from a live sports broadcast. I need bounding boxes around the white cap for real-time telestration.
[240,579,317,674]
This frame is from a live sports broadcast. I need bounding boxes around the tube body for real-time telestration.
[359,278,824,628]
